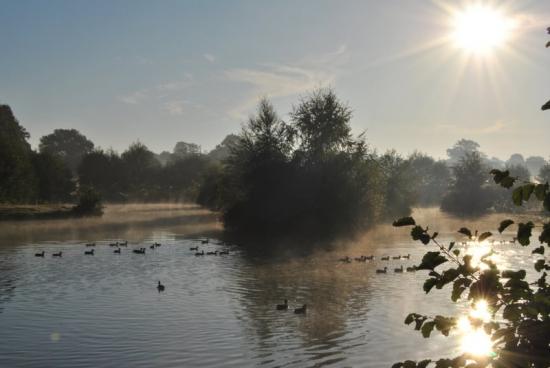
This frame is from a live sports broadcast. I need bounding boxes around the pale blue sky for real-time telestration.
[1,0,549,159]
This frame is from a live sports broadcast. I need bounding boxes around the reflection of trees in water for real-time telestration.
[229,248,375,365]
[0,204,221,246]
[0,257,17,314]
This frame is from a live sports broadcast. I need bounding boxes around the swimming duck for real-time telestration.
[294,304,307,314]
[339,256,352,263]
[35,251,45,257]
[406,266,417,272]
[276,299,288,310]
[132,248,146,254]
[195,250,205,256]
[201,238,209,244]
[190,246,199,251]
[85,249,94,255]
[365,255,375,260]
[381,256,390,261]
[150,244,155,249]
[157,281,165,291]
[109,242,118,247]
[219,250,229,255]
[354,256,367,262]
[392,255,401,260]
[394,265,404,273]
[52,251,62,257]
[119,240,128,246]
[85,243,95,247]
[114,248,121,254]
[206,251,218,255]
[402,254,410,259]
[376,267,388,274]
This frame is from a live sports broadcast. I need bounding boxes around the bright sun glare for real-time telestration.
[451,5,516,55]
[458,300,495,357]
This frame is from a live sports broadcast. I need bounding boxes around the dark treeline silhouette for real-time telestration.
[1,92,548,225]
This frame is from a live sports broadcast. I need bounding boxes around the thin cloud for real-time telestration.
[204,53,215,63]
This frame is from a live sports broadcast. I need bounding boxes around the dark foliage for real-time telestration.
[39,128,94,172]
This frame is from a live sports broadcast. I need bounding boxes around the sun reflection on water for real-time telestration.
[458,300,494,357]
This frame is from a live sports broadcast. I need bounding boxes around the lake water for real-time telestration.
[0,204,541,367]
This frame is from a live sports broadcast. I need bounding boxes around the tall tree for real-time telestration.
[39,129,94,173]
[0,105,36,202]
[446,139,483,165]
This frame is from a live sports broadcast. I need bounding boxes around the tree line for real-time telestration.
[1,91,549,228]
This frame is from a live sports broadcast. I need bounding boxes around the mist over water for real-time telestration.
[0,204,540,367]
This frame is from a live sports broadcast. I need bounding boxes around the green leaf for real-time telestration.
[448,241,455,251]
[498,219,514,233]
[418,251,448,271]
[417,360,431,368]
[522,183,535,202]
[490,169,516,188]
[512,186,523,206]
[501,270,526,279]
[539,223,550,245]
[411,226,430,244]
[534,259,546,272]
[532,246,545,255]
[478,231,492,242]
[458,227,472,238]
[534,183,549,201]
[393,217,416,227]
[404,313,417,325]
[421,321,436,338]
[452,249,460,256]
[423,278,438,293]
[517,222,534,246]
[544,193,550,212]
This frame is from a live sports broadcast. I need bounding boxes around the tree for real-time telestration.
[208,134,240,161]
[538,162,550,183]
[291,88,352,162]
[78,149,126,201]
[39,128,94,173]
[0,104,36,202]
[121,142,161,199]
[506,153,525,168]
[441,152,493,216]
[408,152,451,206]
[525,156,546,177]
[172,141,201,160]
[446,139,484,165]
[31,151,74,202]
[379,150,416,218]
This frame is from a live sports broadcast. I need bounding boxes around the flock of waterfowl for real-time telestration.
[33,237,231,292]
[338,253,417,273]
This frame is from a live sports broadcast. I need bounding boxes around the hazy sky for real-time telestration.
[1,0,549,160]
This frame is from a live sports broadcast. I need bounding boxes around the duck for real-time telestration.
[109,242,118,247]
[52,251,62,257]
[354,256,367,262]
[119,240,128,246]
[85,249,94,255]
[150,244,155,249]
[157,281,165,292]
[85,242,95,247]
[35,251,45,257]
[392,255,401,260]
[114,248,121,254]
[201,238,210,244]
[219,250,230,255]
[381,256,390,261]
[376,267,388,274]
[195,250,205,256]
[394,265,404,273]
[190,246,199,251]
[133,248,146,254]
[365,255,375,260]
[276,299,288,310]
[206,251,218,255]
[154,242,161,247]
[406,266,417,272]
[294,304,307,314]
[402,254,411,259]
[339,256,352,263]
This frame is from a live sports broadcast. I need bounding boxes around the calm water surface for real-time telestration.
[0,204,540,367]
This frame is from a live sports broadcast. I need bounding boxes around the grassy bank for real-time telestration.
[0,204,75,221]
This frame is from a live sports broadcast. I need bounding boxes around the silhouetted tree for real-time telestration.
[525,156,546,177]
[208,134,240,161]
[379,150,415,218]
[446,139,484,165]
[441,152,493,216]
[407,152,451,206]
[0,105,36,202]
[78,149,126,201]
[31,152,74,202]
[39,129,94,173]
[538,162,550,183]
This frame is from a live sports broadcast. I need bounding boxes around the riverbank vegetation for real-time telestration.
[1,90,548,230]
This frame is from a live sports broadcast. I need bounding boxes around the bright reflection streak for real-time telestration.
[458,300,494,356]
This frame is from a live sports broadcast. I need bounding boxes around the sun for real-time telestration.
[451,4,516,55]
